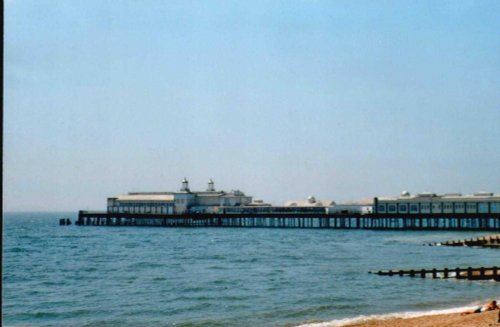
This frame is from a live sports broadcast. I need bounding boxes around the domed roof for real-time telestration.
[307,196,316,203]
[401,190,410,197]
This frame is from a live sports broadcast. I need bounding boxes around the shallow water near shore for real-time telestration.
[3,212,499,326]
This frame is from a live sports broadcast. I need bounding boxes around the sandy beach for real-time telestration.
[345,310,500,327]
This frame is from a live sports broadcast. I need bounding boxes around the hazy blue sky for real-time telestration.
[5,0,500,211]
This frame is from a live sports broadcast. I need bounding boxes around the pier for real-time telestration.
[372,266,500,281]
[76,211,500,231]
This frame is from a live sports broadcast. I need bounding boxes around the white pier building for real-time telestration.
[107,178,253,214]
[374,191,500,214]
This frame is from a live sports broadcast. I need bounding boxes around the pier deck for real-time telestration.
[76,211,500,231]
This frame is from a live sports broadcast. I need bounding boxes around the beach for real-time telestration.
[298,302,500,327]
[345,310,499,327]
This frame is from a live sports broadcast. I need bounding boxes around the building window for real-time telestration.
[478,203,489,213]
[388,205,396,212]
[410,205,418,212]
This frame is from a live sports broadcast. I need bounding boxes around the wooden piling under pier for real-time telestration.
[76,211,500,231]
[59,218,71,226]
[372,266,500,281]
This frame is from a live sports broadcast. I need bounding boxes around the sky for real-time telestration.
[4,0,500,211]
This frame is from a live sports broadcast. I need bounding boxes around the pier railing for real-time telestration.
[76,211,500,230]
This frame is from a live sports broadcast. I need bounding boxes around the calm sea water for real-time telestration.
[3,212,499,327]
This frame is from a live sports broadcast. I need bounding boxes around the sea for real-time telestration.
[3,212,499,327]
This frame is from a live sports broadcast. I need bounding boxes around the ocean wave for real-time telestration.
[295,301,498,327]
[7,247,29,253]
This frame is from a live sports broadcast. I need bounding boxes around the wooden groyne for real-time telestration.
[428,235,500,248]
[76,211,500,230]
[372,266,500,281]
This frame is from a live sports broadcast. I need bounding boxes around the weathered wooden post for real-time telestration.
[432,268,437,278]
[420,269,426,278]
[467,267,473,280]
[443,268,449,279]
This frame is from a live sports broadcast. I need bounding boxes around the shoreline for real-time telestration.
[297,300,500,327]
[343,310,499,327]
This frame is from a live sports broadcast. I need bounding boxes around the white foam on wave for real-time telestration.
[295,300,497,327]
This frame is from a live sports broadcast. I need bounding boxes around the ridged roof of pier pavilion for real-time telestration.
[284,200,336,207]
[377,193,500,202]
[440,193,500,200]
[116,194,174,201]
